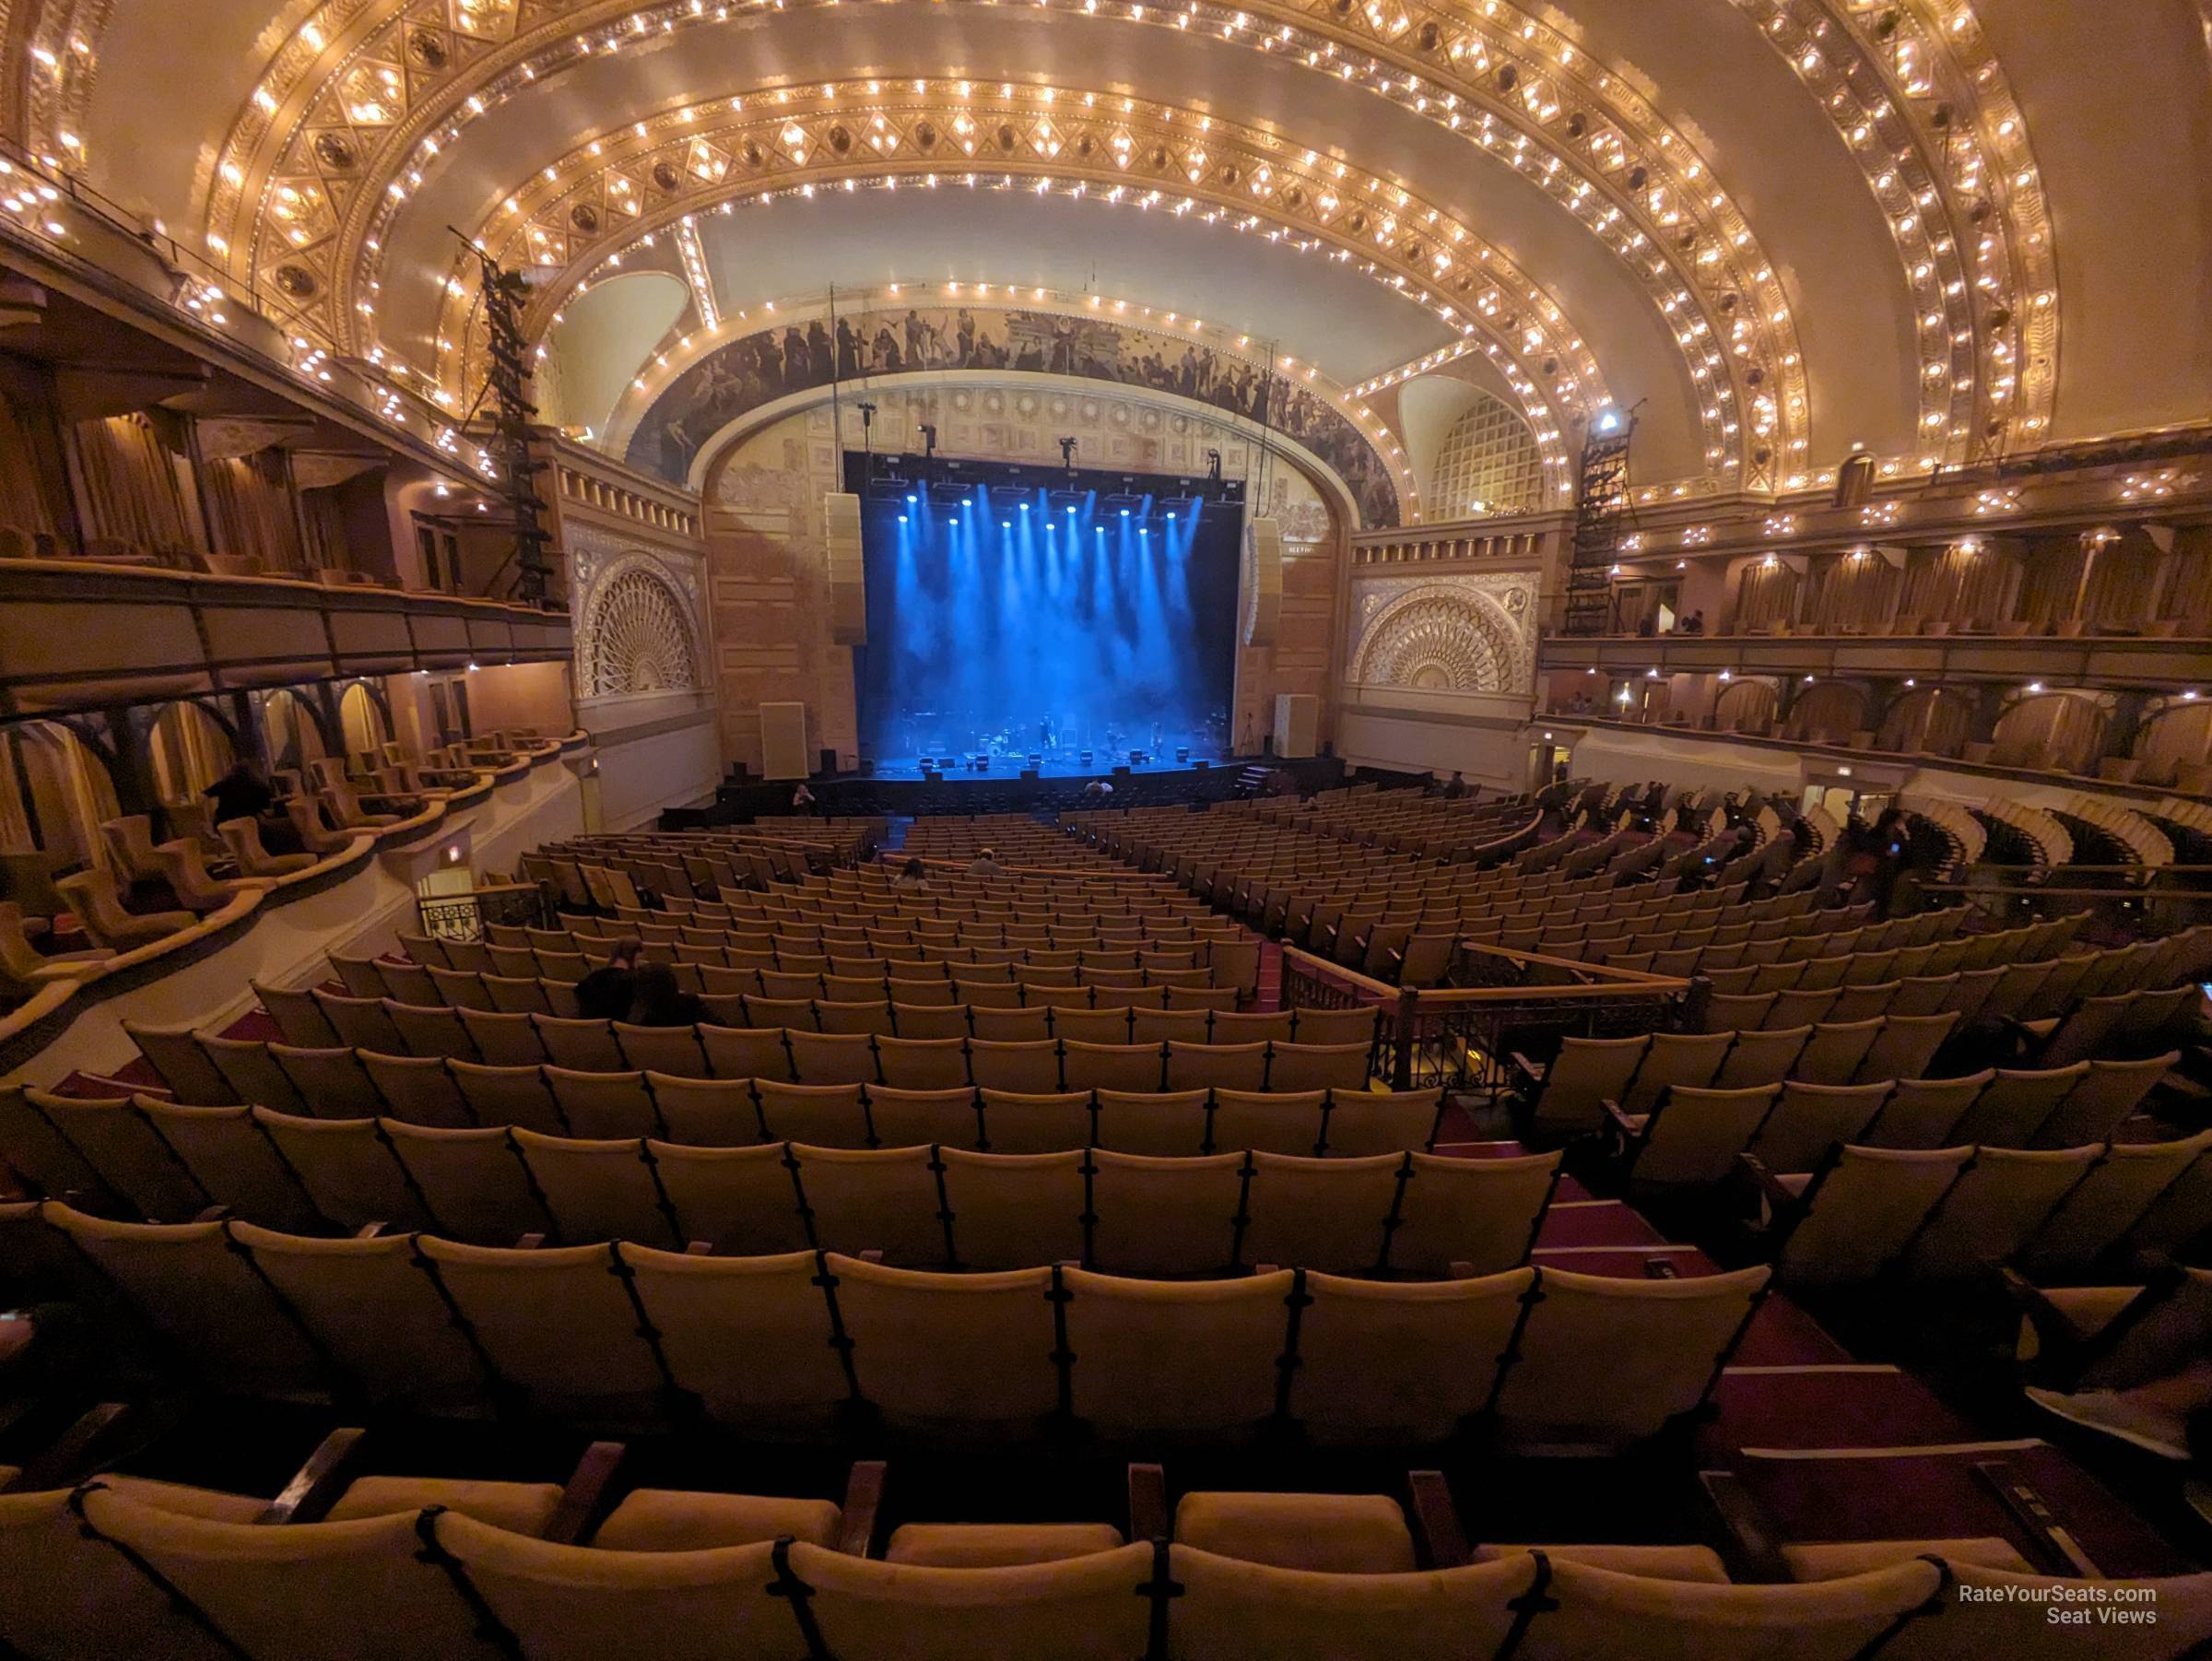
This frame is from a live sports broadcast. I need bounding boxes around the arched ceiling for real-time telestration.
[13,0,2207,518]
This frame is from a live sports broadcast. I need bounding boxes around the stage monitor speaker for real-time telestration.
[1112,764,1132,777]
[1078,749,1093,766]
[924,770,944,783]
[1175,747,1190,762]
[1019,767,1040,780]
[1274,692,1319,760]
[1242,516,1283,646]
[759,701,810,780]
[824,492,868,645]
[1194,760,1210,771]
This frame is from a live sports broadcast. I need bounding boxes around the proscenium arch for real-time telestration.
[679,368,1374,536]
[195,6,1812,483]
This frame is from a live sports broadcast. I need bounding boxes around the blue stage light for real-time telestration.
[1018,502,1029,512]
[905,494,917,503]
[898,514,908,524]
[1001,521,1011,529]
[1120,508,1129,517]
[1066,506,1077,515]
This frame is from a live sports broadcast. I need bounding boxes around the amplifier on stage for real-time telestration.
[1078,750,1093,766]
[1130,750,1147,766]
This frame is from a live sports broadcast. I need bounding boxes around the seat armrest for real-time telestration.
[12,1402,132,1492]
[544,1442,627,1544]
[1508,1051,1546,1088]
[1127,1462,1168,1542]
[1736,1153,1803,1219]
[1697,1470,1792,1583]
[839,1460,887,1557]
[1406,1470,1469,1569]
[259,1427,370,1525]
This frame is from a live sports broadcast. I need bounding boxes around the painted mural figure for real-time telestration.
[631,306,1399,524]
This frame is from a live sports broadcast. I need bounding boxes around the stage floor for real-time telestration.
[863,750,1237,782]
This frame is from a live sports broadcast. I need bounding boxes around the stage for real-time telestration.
[666,754,1348,828]
[866,748,1233,782]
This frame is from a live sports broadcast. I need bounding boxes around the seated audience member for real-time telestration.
[205,759,276,825]
[1082,778,1115,803]
[1441,770,1467,799]
[967,846,1007,878]
[791,782,817,813]
[574,937,644,1020]
[893,856,931,893]
[1679,608,1705,634]
[629,960,706,1028]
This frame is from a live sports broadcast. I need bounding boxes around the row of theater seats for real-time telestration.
[1609,1062,2186,1188]
[1532,1027,2173,1148]
[1550,899,1965,971]
[7,1112,1546,1271]
[25,1064,1442,1160]
[129,1021,1384,1101]
[1306,878,1839,972]
[15,1208,1763,1443]
[271,980,1353,1049]
[1523,1015,1964,1138]
[1691,954,2200,1040]
[11,1452,2206,1661]
[407,929,1249,978]
[1759,1135,2212,1286]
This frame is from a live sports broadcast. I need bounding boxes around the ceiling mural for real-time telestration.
[628,304,1401,527]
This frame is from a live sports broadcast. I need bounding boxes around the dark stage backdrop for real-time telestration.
[848,457,1240,763]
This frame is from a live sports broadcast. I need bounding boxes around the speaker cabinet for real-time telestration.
[824,492,867,645]
[1242,516,1283,647]
[1273,693,1318,759]
[759,701,810,780]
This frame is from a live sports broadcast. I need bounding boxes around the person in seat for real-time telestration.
[575,937,643,1021]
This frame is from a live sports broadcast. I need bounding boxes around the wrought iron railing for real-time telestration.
[1279,943,1688,1096]
[417,881,547,942]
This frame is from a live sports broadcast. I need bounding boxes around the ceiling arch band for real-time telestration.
[172,0,1821,487]
[425,88,1622,504]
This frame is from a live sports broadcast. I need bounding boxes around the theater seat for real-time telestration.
[1173,1492,1416,1573]
[593,1488,841,1551]
[324,1478,562,1535]
[884,1523,1125,1567]
[1471,1544,1730,1583]
[1780,1537,2033,1580]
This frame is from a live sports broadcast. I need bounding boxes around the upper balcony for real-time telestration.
[0,559,571,719]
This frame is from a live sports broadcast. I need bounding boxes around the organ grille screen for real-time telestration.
[582,567,699,695]
[1429,395,1544,517]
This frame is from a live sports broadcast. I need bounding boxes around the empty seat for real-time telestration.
[231,1222,491,1409]
[1495,1265,1769,1448]
[1743,1081,1891,1175]
[511,1128,677,1246]
[1387,1149,1559,1277]
[136,1099,318,1231]
[978,1089,1094,1153]
[359,1053,472,1129]
[1063,1268,1290,1437]
[1093,1089,1213,1157]
[623,1244,850,1427]
[1774,1145,1975,1286]
[531,1015,627,1072]
[614,1022,709,1078]
[271,1044,383,1118]
[831,1254,1062,1429]
[413,1238,666,1421]
[650,1141,809,1254]
[1324,1089,1442,1158]
[755,1081,871,1149]
[32,1091,207,1220]
[1264,1042,1371,1093]
[2023,1132,2212,1276]
[1088,1149,1245,1276]
[790,1143,947,1265]
[1619,1084,1783,1188]
[1207,1090,1328,1159]
[699,1026,795,1083]
[866,1085,982,1150]
[201,1034,307,1113]
[1903,1145,2101,1281]
[969,1040,1064,1094]
[1290,1268,1533,1443]
[1863,1071,1990,1149]
[384,1120,549,1243]
[1852,1012,1959,1086]
[448,1061,567,1136]
[647,1075,765,1146]
[2032,1052,2177,1148]
[1525,1036,1646,1141]
[1948,1064,2088,1148]
[254,1108,431,1230]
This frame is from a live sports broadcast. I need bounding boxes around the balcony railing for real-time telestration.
[0,560,571,718]
[1535,628,2209,689]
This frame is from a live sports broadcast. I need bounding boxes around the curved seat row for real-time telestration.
[15,1207,1760,1444]
[18,1482,2207,1661]
[128,1024,1383,1103]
